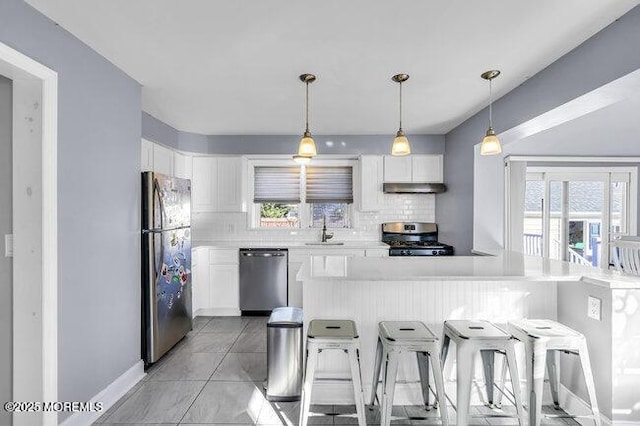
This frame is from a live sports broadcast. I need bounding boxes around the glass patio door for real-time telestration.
[522,168,635,269]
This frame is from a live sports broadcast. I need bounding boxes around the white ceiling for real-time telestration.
[25,0,639,135]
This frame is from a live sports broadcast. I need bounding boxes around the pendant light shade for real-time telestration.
[391,130,411,156]
[294,73,317,162]
[480,70,502,156]
[391,74,411,156]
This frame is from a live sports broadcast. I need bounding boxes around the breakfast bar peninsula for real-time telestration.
[298,251,640,424]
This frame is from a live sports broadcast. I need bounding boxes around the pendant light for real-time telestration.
[293,73,317,163]
[480,70,502,156]
[391,73,411,156]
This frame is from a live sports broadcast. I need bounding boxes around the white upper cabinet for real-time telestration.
[411,155,443,183]
[192,156,244,213]
[152,143,175,176]
[383,154,443,183]
[217,157,244,212]
[359,155,385,211]
[383,156,412,182]
[141,139,154,172]
[192,156,217,212]
[174,151,193,180]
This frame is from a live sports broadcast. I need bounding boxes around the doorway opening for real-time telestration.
[0,42,58,426]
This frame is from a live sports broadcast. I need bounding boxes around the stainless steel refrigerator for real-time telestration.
[141,172,192,366]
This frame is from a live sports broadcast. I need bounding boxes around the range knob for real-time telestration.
[432,250,437,255]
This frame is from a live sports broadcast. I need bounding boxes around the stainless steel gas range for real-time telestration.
[382,222,454,256]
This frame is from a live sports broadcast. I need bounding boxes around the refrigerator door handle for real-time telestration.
[153,177,166,231]
[143,225,191,234]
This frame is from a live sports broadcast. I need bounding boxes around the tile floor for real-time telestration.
[94,316,580,425]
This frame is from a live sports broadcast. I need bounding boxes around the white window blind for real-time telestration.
[253,167,301,203]
[306,167,353,203]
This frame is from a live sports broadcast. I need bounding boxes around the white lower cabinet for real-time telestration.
[192,247,240,317]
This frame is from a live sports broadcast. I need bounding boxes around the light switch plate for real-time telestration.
[4,234,13,257]
[588,296,602,321]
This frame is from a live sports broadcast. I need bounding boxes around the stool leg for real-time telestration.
[440,333,451,367]
[480,350,495,406]
[299,347,318,426]
[494,353,508,408]
[417,351,431,409]
[381,350,400,426]
[369,337,383,406]
[348,345,367,426]
[505,343,526,426]
[526,340,547,426]
[455,343,475,426]
[578,340,602,426]
[429,349,449,426]
[546,349,560,409]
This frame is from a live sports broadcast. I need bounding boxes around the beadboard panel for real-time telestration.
[302,279,558,404]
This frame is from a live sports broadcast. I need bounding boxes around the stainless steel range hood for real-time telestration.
[383,182,447,194]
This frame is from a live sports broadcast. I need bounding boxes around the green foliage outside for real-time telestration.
[261,203,292,218]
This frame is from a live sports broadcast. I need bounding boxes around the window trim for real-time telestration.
[247,158,357,229]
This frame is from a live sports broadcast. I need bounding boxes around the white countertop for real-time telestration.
[192,240,390,250]
[299,251,640,289]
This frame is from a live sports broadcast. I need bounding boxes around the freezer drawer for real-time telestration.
[239,248,288,313]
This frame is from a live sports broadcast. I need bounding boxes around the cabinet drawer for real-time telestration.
[209,248,239,264]
[365,249,389,257]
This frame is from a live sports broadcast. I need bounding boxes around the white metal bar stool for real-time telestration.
[369,321,449,426]
[299,319,367,426]
[498,319,601,426]
[441,320,525,426]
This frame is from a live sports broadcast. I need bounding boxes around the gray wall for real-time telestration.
[143,112,445,155]
[0,75,13,426]
[557,281,613,419]
[440,5,640,254]
[0,0,141,417]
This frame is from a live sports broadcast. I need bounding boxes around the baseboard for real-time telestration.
[195,307,241,317]
[59,360,145,426]
[559,384,612,426]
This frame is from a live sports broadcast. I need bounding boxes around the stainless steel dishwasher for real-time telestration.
[239,248,288,315]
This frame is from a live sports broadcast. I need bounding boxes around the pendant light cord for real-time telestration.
[488,78,493,129]
[399,81,403,131]
[305,81,310,133]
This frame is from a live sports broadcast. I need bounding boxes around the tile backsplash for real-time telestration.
[192,193,435,242]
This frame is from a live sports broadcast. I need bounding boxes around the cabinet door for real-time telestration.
[141,139,154,171]
[191,248,208,316]
[411,155,443,183]
[174,152,192,180]
[383,156,412,182]
[217,157,244,212]
[192,157,217,212]
[210,264,239,310]
[360,156,385,211]
[152,143,175,176]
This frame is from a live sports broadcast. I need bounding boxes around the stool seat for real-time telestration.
[379,321,437,343]
[308,319,358,339]
[508,318,582,340]
[445,320,511,340]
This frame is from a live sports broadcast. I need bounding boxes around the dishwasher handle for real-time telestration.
[241,252,286,257]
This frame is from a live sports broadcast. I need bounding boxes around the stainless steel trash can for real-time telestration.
[266,307,303,401]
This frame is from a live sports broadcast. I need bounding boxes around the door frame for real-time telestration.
[0,42,58,425]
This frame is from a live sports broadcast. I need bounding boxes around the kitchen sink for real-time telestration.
[305,242,345,246]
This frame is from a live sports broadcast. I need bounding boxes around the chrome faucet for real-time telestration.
[321,216,334,243]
